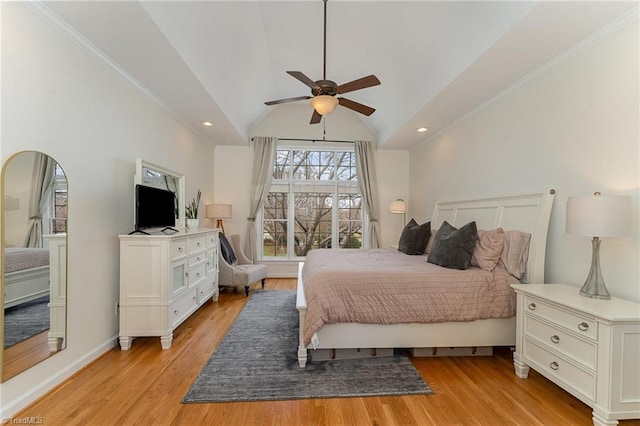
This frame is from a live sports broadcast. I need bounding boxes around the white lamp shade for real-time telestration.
[310,95,339,115]
[389,199,406,214]
[206,204,232,219]
[566,194,631,238]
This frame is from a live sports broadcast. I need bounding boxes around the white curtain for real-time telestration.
[354,140,381,248]
[245,136,277,262]
[24,153,56,248]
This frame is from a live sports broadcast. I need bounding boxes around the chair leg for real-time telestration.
[261,278,266,289]
[244,285,249,297]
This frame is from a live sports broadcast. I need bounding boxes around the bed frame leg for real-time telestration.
[298,347,308,368]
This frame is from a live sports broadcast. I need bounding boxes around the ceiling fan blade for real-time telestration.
[310,109,322,124]
[336,75,381,94]
[338,98,376,116]
[287,71,321,90]
[265,95,311,106]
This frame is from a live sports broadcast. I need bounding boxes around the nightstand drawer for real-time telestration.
[524,338,596,401]
[524,314,596,369]
[524,295,596,340]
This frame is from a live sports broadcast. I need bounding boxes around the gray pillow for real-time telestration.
[398,219,431,255]
[427,221,478,270]
[219,233,237,265]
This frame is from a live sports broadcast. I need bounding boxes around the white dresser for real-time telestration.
[512,284,640,426]
[45,233,67,352]
[118,228,220,350]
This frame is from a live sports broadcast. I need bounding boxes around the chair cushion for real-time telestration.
[232,264,268,286]
[219,233,237,265]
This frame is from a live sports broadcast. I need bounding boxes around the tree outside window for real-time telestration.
[261,148,364,259]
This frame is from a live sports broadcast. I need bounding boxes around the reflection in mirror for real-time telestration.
[1,151,68,381]
[134,159,185,229]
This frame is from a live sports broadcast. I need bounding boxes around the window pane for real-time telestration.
[273,150,290,180]
[263,192,288,257]
[53,189,67,233]
[294,193,332,256]
[338,194,362,248]
[336,151,357,181]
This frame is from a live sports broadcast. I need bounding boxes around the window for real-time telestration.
[51,163,67,233]
[261,147,365,259]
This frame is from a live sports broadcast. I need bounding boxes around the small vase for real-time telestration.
[186,218,200,229]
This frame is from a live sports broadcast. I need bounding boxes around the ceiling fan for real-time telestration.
[264,0,381,124]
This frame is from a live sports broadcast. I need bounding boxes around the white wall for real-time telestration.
[214,104,409,275]
[3,152,36,247]
[409,22,639,302]
[0,3,215,416]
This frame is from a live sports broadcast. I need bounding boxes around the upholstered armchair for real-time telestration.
[218,234,267,296]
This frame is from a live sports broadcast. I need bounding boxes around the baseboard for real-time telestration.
[1,335,118,420]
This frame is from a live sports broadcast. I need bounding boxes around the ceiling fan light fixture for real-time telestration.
[310,95,339,115]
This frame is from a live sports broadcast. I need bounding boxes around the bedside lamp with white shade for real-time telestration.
[566,192,631,300]
[389,199,407,225]
[206,204,232,234]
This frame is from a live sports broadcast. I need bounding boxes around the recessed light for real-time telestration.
[202,121,214,127]
[416,127,428,133]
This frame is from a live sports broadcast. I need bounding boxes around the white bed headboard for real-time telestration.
[431,189,556,284]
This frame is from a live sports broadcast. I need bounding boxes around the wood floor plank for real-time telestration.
[12,279,640,425]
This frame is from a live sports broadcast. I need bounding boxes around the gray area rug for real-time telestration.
[183,290,433,403]
[4,296,50,348]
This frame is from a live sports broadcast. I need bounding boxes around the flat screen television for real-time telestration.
[134,184,177,231]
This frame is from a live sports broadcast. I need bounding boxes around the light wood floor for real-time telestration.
[14,278,640,425]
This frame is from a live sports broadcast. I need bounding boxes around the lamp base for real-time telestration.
[578,237,611,300]
[216,219,225,234]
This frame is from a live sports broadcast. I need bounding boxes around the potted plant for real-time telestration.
[185,189,201,228]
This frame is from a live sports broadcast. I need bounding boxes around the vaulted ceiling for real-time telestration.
[41,1,636,149]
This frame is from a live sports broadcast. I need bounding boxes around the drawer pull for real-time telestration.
[578,322,589,331]
[193,296,197,302]
[197,242,201,247]
[550,361,559,370]
[185,272,189,277]
[550,335,560,344]
[174,310,179,315]
[528,303,536,310]
[196,272,201,278]
[178,247,183,252]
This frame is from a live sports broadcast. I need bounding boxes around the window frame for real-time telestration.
[259,144,368,260]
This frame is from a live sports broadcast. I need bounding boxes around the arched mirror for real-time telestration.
[1,151,68,381]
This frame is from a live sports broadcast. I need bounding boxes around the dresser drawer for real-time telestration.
[171,239,187,260]
[188,236,206,253]
[197,281,215,304]
[188,252,206,268]
[187,263,206,287]
[170,289,198,328]
[524,338,596,401]
[524,295,596,340]
[524,314,596,370]
[206,232,218,248]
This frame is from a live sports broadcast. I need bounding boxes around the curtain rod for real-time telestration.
[251,137,354,144]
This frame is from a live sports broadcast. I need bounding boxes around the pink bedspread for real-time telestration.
[301,248,518,346]
[4,248,49,274]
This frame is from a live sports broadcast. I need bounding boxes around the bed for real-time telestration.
[296,189,556,367]
[4,247,50,309]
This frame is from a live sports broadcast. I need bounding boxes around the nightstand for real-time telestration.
[511,284,640,426]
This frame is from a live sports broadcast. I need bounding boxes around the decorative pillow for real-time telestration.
[425,229,437,255]
[471,228,505,271]
[496,230,531,279]
[398,219,431,255]
[427,221,478,270]
[219,233,237,265]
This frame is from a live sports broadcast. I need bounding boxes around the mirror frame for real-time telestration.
[1,150,68,381]
[134,159,186,229]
